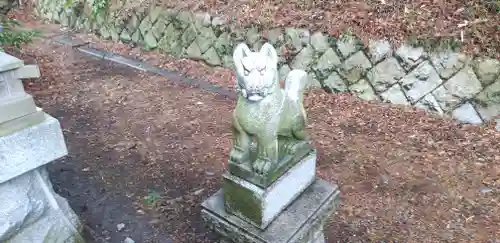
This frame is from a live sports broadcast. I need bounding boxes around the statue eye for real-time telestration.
[244,69,249,76]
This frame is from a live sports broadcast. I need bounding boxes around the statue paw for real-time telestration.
[229,147,246,163]
[253,158,273,175]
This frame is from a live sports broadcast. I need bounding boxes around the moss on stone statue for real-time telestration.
[42,222,85,243]
[223,178,263,225]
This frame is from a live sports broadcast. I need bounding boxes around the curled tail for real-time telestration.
[284,69,308,104]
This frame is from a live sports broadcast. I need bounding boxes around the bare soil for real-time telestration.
[6,16,500,243]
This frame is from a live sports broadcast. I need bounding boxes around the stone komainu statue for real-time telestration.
[229,42,312,176]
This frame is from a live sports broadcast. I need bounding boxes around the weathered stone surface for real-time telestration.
[230,27,246,42]
[380,84,409,105]
[83,19,92,31]
[113,16,126,31]
[74,16,85,31]
[202,47,222,66]
[444,66,482,100]
[176,11,193,29]
[148,6,163,24]
[349,79,379,101]
[0,53,23,72]
[223,152,316,229]
[308,74,322,89]
[180,25,198,47]
[138,18,153,36]
[290,45,315,70]
[395,45,426,71]
[472,79,500,121]
[340,51,372,85]
[473,57,500,86]
[222,55,235,70]
[119,29,132,42]
[151,19,167,40]
[313,48,341,79]
[0,167,82,243]
[430,51,468,79]
[186,41,203,59]
[194,12,212,27]
[109,26,120,42]
[451,102,483,125]
[0,68,35,108]
[278,64,291,81]
[276,45,288,65]
[431,85,462,112]
[310,32,330,53]
[211,16,226,27]
[266,28,284,46]
[213,32,233,57]
[367,39,392,63]
[143,32,158,49]
[366,57,406,92]
[252,41,265,53]
[196,26,218,53]
[0,94,37,125]
[336,37,360,58]
[297,29,310,46]
[59,11,69,27]
[99,25,111,40]
[400,61,443,103]
[158,24,183,56]
[322,72,347,93]
[0,108,45,137]
[163,8,179,19]
[246,26,262,46]
[414,93,444,115]
[131,30,143,43]
[201,179,339,243]
[284,28,309,54]
[0,115,67,183]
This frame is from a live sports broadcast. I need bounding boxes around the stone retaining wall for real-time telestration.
[34,0,500,128]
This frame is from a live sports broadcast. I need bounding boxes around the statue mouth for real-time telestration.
[239,88,266,101]
[247,94,264,101]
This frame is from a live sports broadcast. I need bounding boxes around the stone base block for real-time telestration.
[0,107,45,136]
[223,151,316,229]
[0,114,68,184]
[0,166,83,243]
[228,141,314,188]
[0,94,37,124]
[202,179,340,243]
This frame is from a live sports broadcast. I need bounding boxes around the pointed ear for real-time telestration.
[260,43,278,66]
[233,43,251,74]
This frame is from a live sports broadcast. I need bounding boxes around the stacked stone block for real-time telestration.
[34,1,500,129]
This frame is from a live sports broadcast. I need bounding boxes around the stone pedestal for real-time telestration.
[223,151,317,229]
[201,152,340,243]
[202,179,339,243]
[0,53,83,242]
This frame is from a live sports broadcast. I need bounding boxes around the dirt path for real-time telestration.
[8,23,500,243]
[11,38,235,243]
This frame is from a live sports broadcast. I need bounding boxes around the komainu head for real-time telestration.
[233,43,279,102]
